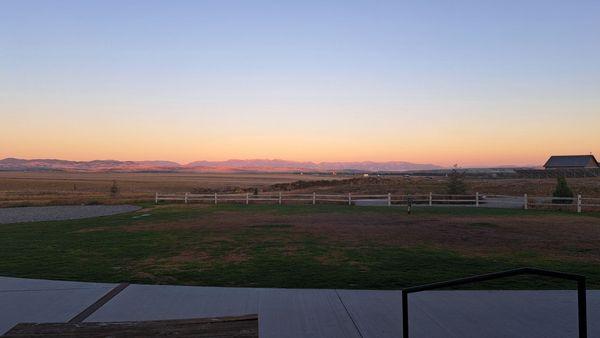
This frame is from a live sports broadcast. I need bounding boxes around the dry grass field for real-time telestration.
[1,171,599,207]
[0,171,338,207]
[271,176,600,197]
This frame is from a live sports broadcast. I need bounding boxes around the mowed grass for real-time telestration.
[1,204,599,290]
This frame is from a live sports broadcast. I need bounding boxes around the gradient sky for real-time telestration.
[1,1,599,167]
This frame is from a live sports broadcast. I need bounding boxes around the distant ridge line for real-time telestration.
[0,157,442,173]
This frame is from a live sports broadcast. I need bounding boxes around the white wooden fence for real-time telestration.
[154,192,600,213]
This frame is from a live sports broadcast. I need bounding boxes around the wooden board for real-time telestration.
[4,315,258,337]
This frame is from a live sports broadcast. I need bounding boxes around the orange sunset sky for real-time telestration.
[2,1,599,167]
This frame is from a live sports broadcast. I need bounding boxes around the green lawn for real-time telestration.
[1,204,599,289]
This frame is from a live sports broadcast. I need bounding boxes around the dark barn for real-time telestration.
[544,155,599,170]
[516,155,600,178]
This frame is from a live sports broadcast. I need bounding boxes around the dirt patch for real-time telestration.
[248,223,293,229]
[134,271,177,284]
[280,244,301,257]
[74,226,112,233]
[122,212,283,232]
[281,213,600,262]
[169,250,211,263]
[118,208,600,264]
[137,246,249,264]
[223,252,249,263]
[316,251,347,265]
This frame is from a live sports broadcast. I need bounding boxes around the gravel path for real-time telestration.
[0,205,142,224]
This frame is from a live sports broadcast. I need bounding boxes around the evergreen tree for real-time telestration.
[446,165,467,195]
[110,180,120,197]
[552,176,573,204]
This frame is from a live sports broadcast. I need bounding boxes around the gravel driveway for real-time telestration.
[0,205,141,224]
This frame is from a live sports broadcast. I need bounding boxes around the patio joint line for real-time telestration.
[335,290,364,337]
[68,283,130,323]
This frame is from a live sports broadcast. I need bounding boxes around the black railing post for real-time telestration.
[401,268,587,338]
[578,278,587,338]
[402,290,408,338]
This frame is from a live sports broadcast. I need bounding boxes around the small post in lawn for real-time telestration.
[407,195,413,214]
[475,192,479,208]
[246,193,249,205]
[184,192,188,204]
[428,192,432,206]
[388,193,391,206]
[155,192,158,204]
[214,192,218,205]
[348,193,352,206]
[312,192,316,205]
[278,191,282,205]
[524,193,528,210]
[577,194,582,213]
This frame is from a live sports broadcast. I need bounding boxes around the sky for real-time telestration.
[1,0,599,167]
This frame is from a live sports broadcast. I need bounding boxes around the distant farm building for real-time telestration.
[516,155,600,178]
[543,155,599,170]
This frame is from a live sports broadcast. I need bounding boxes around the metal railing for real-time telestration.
[401,267,587,338]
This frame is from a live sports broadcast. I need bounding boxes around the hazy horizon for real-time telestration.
[2,1,599,167]
[1,155,548,169]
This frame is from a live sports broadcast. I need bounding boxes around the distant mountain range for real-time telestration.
[0,158,442,173]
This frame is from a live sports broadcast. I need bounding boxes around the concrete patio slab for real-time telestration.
[86,284,260,322]
[0,277,116,335]
[86,285,360,338]
[2,277,599,337]
[336,289,403,338]
[339,290,600,338]
[408,291,581,338]
[257,288,360,338]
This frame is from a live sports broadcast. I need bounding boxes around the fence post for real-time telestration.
[577,194,582,213]
[246,193,249,205]
[214,192,218,205]
[429,192,432,206]
[348,193,352,206]
[475,192,479,208]
[312,192,316,205]
[279,191,282,205]
[184,192,188,204]
[524,193,528,210]
[155,192,158,204]
[388,193,391,207]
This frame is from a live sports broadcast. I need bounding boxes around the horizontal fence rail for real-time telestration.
[154,192,600,212]
[401,267,587,338]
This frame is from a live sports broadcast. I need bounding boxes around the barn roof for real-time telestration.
[543,155,599,168]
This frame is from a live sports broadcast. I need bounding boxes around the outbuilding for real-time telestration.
[543,155,599,170]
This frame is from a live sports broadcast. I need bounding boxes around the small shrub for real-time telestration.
[191,186,245,193]
[191,187,214,194]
